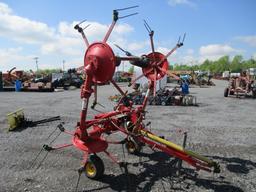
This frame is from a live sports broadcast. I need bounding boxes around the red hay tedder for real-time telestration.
[32,6,220,188]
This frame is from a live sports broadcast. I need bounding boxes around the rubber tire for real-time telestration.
[161,101,166,106]
[85,155,105,179]
[224,88,229,97]
[125,139,141,154]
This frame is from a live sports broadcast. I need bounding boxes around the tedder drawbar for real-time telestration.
[31,6,220,189]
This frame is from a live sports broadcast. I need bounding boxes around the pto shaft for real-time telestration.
[140,130,219,171]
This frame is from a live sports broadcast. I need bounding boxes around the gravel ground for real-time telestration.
[0,80,256,192]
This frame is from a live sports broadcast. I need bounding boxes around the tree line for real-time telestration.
[172,55,256,74]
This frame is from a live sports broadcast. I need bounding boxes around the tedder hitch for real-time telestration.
[139,129,220,173]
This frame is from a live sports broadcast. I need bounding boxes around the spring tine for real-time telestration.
[182,33,186,43]
[115,5,139,11]
[45,126,58,140]
[29,126,61,169]
[29,147,44,169]
[83,24,91,30]
[114,44,126,53]
[144,23,151,33]
[77,19,87,26]
[97,102,106,108]
[144,19,152,32]
[49,131,62,145]
[36,151,49,170]
[177,36,181,44]
[119,12,138,19]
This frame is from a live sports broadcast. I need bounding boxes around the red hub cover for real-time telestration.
[84,42,116,83]
[142,52,168,81]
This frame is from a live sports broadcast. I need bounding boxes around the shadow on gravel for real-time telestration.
[82,152,244,192]
[211,156,256,174]
[225,95,255,99]
[196,102,211,107]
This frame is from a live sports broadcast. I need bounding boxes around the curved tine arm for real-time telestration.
[81,31,90,48]
[144,20,156,61]
[115,5,139,11]
[156,44,179,67]
[103,10,118,43]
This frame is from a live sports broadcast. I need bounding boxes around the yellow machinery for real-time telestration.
[7,108,25,131]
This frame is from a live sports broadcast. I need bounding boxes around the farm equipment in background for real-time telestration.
[181,71,215,87]
[167,70,215,87]
[30,7,220,190]
[22,81,54,92]
[148,86,197,106]
[193,71,215,86]
[1,68,54,92]
[2,67,27,90]
[2,67,20,87]
[224,71,256,98]
[22,70,54,92]
[1,67,83,92]
[109,86,197,106]
[51,68,84,89]
[167,70,191,83]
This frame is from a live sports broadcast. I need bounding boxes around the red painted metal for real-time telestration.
[84,42,116,84]
[52,144,73,150]
[142,52,168,81]
[72,135,108,153]
[138,136,212,172]
[56,9,219,180]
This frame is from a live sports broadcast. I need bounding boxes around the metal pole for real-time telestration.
[34,57,39,78]
[34,57,39,72]
[177,132,187,175]
[63,60,65,71]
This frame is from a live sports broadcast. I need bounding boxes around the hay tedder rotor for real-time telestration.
[32,6,220,188]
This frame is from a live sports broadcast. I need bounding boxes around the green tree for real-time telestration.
[171,55,256,74]
[215,56,230,73]
[230,55,243,72]
[200,59,211,71]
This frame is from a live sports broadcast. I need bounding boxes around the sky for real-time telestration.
[0,0,255,72]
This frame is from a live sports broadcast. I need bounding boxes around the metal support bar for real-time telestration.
[140,129,216,166]
[104,150,119,164]
[103,20,117,43]
[177,132,187,175]
[110,79,126,96]
[74,21,90,48]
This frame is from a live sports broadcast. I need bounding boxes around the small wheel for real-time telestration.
[161,101,166,106]
[85,155,104,179]
[224,88,229,97]
[126,139,141,154]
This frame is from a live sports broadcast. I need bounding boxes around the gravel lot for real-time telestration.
[0,80,256,192]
